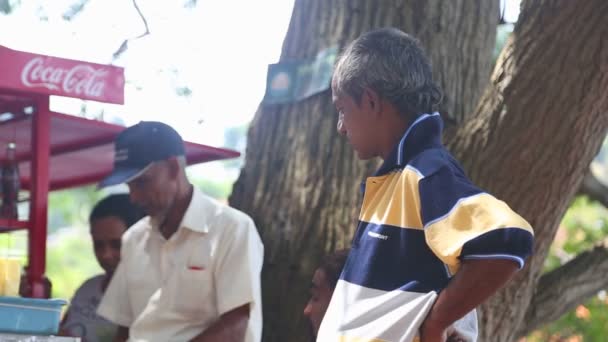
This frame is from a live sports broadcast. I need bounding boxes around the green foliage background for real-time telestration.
[529,197,608,341]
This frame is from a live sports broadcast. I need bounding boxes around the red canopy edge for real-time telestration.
[0,111,240,191]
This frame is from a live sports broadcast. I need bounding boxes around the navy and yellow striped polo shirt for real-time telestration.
[317,113,534,342]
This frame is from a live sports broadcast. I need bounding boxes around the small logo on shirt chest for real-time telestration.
[368,231,389,240]
[188,265,205,271]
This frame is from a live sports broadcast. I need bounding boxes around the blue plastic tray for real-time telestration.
[0,296,67,335]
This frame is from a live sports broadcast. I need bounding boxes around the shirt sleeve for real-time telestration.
[97,260,134,327]
[418,166,534,272]
[61,277,91,328]
[213,216,264,316]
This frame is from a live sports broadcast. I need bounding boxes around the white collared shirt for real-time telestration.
[97,188,264,342]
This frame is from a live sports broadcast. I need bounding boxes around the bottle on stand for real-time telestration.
[1,142,20,220]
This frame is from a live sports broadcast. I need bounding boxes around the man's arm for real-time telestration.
[200,215,262,342]
[189,304,250,342]
[419,259,519,342]
[113,326,129,342]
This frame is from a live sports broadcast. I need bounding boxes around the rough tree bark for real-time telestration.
[230,0,608,341]
[446,0,608,340]
[229,1,498,341]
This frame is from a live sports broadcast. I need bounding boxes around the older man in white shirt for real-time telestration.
[96,121,263,342]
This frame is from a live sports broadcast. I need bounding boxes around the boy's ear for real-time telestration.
[362,87,382,117]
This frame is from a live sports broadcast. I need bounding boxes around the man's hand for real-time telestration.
[112,326,129,342]
[419,258,520,342]
[189,304,250,342]
[420,322,468,342]
[419,318,448,342]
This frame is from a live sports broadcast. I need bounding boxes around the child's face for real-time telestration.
[303,269,334,337]
[90,216,127,276]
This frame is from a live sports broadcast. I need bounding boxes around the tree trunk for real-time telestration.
[229,1,498,341]
[446,0,608,340]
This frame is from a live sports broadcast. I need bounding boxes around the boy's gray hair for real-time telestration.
[333,28,442,119]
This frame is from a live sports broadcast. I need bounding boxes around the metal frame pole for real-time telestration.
[28,95,50,298]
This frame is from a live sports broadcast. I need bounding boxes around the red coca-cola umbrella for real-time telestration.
[0,46,240,298]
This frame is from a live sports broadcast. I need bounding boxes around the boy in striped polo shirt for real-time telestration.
[317,28,534,342]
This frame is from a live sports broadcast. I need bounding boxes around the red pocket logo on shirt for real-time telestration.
[188,265,205,271]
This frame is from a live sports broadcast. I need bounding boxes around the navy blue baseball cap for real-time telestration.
[99,121,185,188]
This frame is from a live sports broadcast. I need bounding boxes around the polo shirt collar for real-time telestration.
[374,112,443,176]
[178,187,211,233]
[149,187,211,235]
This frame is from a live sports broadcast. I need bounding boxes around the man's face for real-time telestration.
[332,85,379,160]
[127,160,177,221]
[303,269,334,337]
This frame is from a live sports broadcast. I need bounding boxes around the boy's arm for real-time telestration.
[416,166,534,342]
[419,259,518,342]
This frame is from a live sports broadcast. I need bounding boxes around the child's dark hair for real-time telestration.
[89,193,144,228]
[319,248,350,290]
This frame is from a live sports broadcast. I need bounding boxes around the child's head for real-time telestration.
[89,194,144,276]
[303,249,350,337]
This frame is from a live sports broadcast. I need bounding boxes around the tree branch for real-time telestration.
[112,0,151,61]
[0,0,14,14]
[518,245,608,336]
[579,169,608,208]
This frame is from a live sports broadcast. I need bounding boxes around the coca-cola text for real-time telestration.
[21,57,108,98]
